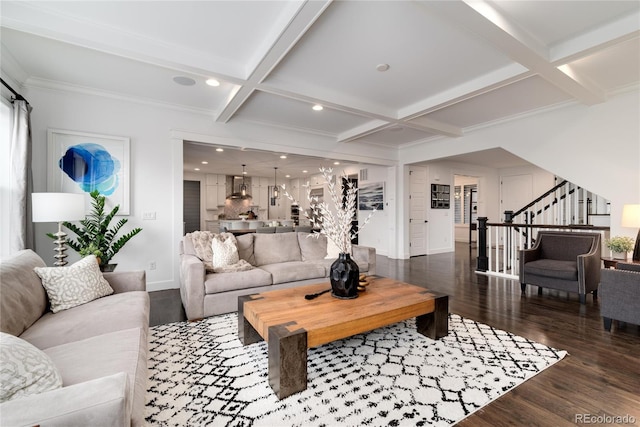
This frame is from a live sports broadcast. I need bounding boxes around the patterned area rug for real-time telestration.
[145,313,566,426]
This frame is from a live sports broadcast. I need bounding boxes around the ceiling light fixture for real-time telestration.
[312,104,323,111]
[280,155,287,159]
[303,170,308,173]
[376,63,390,72]
[206,78,220,87]
[240,164,248,196]
[334,161,340,165]
[273,167,280,199]
[173,76,196,86]
[285,174,290,178]
[201,161,208,164]
[216,148,224,152]
[194,168,200,171]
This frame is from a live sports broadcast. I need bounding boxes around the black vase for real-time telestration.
[330,253,359,299]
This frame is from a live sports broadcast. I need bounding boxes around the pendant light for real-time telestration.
[240,164,248,197]
[273,167,280,199]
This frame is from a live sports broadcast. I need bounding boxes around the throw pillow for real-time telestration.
[325,237,342,259]
[0,332,63,402]
[185,231,214,272]
[34,255,114,313]
[212,234,239,270]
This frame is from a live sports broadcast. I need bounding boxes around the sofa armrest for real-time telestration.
[180,254,206,320]
[103,270,146,293]
[578,250,601,293]
[0,372,130,427]
[519,247,541,282]
[353,245,376,276]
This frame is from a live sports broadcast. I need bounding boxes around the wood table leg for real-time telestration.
[416,294,449,339]
[238,295,263,345]
[268,323,307,399]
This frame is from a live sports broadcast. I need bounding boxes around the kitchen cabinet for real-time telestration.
[206,174,227,210]
[250,176,269,210]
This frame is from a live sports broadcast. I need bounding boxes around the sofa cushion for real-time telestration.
[259,261,326,285]
[44,327,147,427]
[236,233,256,265]
[524,259,578,281]
[0,332,62,402]
[0,249,48,337]
[19,291,149,350]
[34,256,114,313]
[254,232,302,265]
[204,268,272,294]
[297,232,327,261]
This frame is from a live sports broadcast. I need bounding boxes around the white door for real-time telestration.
[409,168,427,256]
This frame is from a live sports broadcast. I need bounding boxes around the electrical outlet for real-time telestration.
[143,212,156,220]
[148,261,156,270]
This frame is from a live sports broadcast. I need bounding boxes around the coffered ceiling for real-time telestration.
[1,1,638,177]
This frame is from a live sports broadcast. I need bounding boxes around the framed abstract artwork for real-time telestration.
[47,129,130,215]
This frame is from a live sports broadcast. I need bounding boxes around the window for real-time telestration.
[454,184,477,225]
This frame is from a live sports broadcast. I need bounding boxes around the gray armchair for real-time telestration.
[599,263,640,331]
[519,231,601,304]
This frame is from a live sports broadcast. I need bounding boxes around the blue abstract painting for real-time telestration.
[58,143,121,195]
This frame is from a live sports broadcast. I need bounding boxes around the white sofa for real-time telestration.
[0,250,149,427]
[179,231,376,320]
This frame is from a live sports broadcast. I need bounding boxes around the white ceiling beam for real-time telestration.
[422,0,606,105]
[215,0,332,123]
[337,120,393,143]
[550,12,640,63]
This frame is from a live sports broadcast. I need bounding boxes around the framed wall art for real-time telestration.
[359,182,384,211]
[47,129,130,215]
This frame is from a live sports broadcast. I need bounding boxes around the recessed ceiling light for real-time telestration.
[334,161,340,165]
[303,170,308,173]
[173,76,196,86]
[206,78,220,87]
[285,174,291,178]
[280,155,287,159]
[376,63,390,72]
[312,104,323,111]
[201,161,208,164]
[194,167,200,171]
[216,148,224,152]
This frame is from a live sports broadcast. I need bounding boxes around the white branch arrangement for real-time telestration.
[281,167,377,254]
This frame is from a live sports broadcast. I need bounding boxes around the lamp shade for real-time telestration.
[621,204,640,228]
[32,193,86,223]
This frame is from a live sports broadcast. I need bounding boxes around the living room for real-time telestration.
[1,1,639,425]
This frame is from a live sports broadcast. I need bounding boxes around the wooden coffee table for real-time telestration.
[238,276,449,399]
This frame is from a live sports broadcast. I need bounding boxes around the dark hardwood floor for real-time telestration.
[149,242,640,426]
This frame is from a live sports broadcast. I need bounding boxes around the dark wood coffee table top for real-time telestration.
[240,276,445,348]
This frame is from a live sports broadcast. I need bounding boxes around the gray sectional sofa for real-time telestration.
[0,249,149,427]
[179,231,376,320]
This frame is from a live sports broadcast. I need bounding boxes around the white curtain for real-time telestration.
[9,99,34,252]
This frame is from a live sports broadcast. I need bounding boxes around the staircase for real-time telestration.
[476,178,610,279]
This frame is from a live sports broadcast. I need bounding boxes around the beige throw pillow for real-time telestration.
[212,234,239,270]
[0,332,62,402]
[34,255,114,313]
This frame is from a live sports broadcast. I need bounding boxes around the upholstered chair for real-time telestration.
[599,262,640,331]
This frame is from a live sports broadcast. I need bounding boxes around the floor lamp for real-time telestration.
[621,204,640,262]
[32,193,86,266]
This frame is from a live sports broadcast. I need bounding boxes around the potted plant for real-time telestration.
[48,190,142,271]
[282,167,377,299]
[605,236,635,260]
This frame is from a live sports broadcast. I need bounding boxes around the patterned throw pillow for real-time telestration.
[212,235,240,270]
[0,332,62,402]
[34,255,114,313]
[185,231,214,272]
